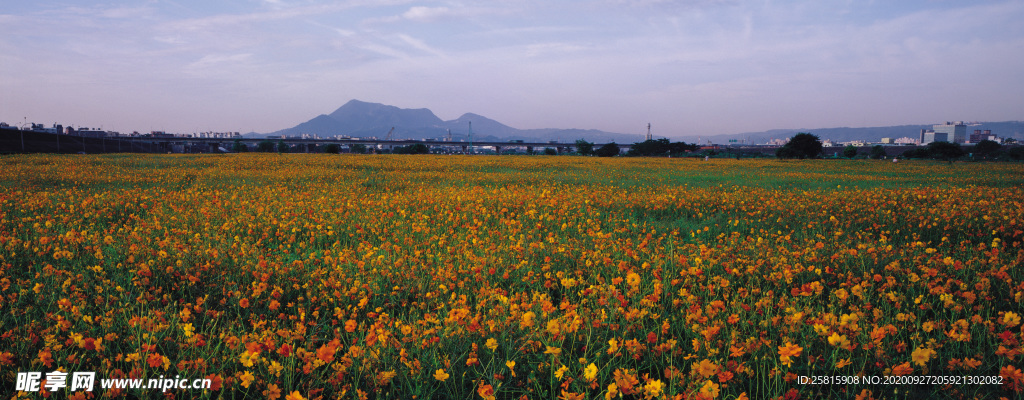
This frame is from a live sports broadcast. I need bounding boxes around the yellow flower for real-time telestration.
[626,272,641,287]
[521,311,536,328]
[605,383,619,400]
[827,333,850,349]
[584,363,598,381]
[433,368,450,382]
[911,347,935,366]
[506,360,516,377]
[546,319,562,336]
[545,346,562,356]
[643,379,665,399]
[699,380,719,399]
[555,365,569,380]
[607,338,619,354]
[1003,312,1021,327]
[239,370,255,388]
[485,338,499,351]
[269,361,284,377]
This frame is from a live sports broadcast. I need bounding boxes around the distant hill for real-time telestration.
[260,100,642,143]
[260,100,1022,144]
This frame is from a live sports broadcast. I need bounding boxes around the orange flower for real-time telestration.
[38,349,54,368]
[890,362,913,376]
[239,298,250,308]
[317,340,339,363]
[777,342,802,367]
[695,359,720,379]
[147,353,164,368]
[477,383,496,400]
[1000,365,1023,392]
[284,391,306,400]
[265,383,282,400]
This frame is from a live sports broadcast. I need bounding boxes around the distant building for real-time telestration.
[920,122,966,144]
[934,122,966,143]
[894,137,917,145]
[969,129,997,143]
[881,137,893,144]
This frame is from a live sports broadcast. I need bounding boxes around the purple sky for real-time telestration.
[2,0,1022,137]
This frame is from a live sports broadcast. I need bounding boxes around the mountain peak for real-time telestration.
[267,100,637,142]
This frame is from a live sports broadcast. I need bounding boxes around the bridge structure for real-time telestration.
[0,127,642,154]
[197,137,633,154]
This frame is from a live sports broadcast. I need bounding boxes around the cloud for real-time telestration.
[402,6,454,21]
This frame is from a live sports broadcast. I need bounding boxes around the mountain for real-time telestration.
[261,100,639,142]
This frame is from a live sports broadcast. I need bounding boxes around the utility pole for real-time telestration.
[468,121,473,154]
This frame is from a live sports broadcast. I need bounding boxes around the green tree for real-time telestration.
[543,148,558,155]
[231,139,248,153]
[843,145,858,158]
[927,141,965,161]
[775,146,800,159]
[351,144,367,154]
[277,139,288,153]
[777,133,823,159]
[870,145,887,159]
[575,139,594,156]
[393,143,429,154]
[256,140,275,152]
[595,142,620,157]
[974,140,1001,157]
[324,143,340,154]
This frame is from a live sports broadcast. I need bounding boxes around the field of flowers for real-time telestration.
[1,154,1023,400]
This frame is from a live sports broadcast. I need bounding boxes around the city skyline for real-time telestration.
[2,0,1023,137]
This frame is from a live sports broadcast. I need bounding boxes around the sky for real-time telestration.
[2,0,1023,137]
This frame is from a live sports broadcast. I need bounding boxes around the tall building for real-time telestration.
[920,122,966,144]
[932,122,966,143]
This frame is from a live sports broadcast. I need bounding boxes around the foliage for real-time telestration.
[543,148,558,156]
[974,140,1002,157]
[231,139,248,153]
[256,140,276,152]
[351,144,367,154]
[323,143,341,154]
[2,155,1023,400]
[392,143,430,154]
[777,133,824,159]
[843,145,858,158]
[1008,146,1024,160]
[628,138,698,157]
[870,145,887,160]
[595,142,620,157]
[575,139,594,156]
[928,141,966,161]
[277,140,289,153]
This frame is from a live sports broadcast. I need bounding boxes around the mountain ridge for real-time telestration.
[261,100,643,143]
[258,100,1024,143]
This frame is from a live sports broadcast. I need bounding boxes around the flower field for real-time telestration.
[1,154,1023,399]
